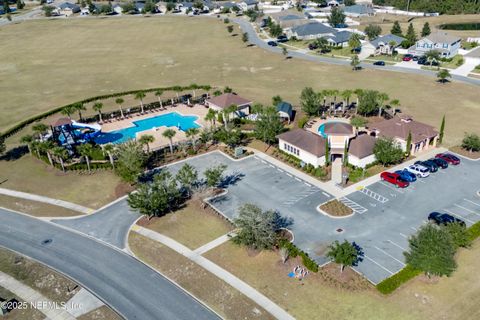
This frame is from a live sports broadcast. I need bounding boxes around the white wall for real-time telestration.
[279,138,325,167]
[348,154,376,168]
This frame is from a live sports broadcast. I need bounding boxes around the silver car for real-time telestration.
[405,164,430,178]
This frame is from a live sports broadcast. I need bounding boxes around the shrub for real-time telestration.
[298,116,309,128]
[461,133,480,152]
[376,265,421,294]
[467,221,480,242]
[278,239,318,272]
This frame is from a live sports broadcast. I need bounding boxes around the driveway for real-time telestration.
[0,208,220,320]
[164,151,480,284]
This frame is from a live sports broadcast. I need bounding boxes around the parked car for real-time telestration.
[402,54,413,61]
[405,164,430,178]
[276,35,288,43]
[436,153,461,165]
[267,41,278,47]
[415,160,438,173]
[380,172,409,188]
[394,169,417,182]
[430,157,448,169]
[428,212,466,227]
[319,48,331,54]
[308,43,318,50]
[373,61,385,66]
[412,56,420,61]
[351,47,361,53]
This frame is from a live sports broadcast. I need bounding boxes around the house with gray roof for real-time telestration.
[362,34,405,56]
[343,4,374,17]
[238,0,258,11]
[408,32,461,58]
[57,2,80,15]
[287,22,337,40]
[325,30,353,47]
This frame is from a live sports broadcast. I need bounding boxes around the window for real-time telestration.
[284,143,287,150]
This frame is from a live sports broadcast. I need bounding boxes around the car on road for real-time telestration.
[267,41,278,46]
[431,157,448,169]
[373,61,385,66]
[402,54,413,61]
[394,169,417,182]
[405,164,430,178]
[436,153,461,165]
[380,172,409,188]
[276,35,288,43]
[415,160,439,172]
[428,212,466,227]
[319,48,331,54]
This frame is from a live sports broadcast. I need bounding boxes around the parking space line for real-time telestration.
[454,204,480,216]
[417,179,426,183]
[410,226,417,232]
[379,181,405,194]
[339,197,368,214]
[261,160,267,164]
[322,192,331,198]
[269,164,274,168]
[277,168,284,173]
[444,209,475,224]
[304,183,311,187]
[286,173,292,177]
[364,255,394,275]
[374,246,406,266]
[294,178,301,182]
[464,199,480,207]
[359,188,389,203]
[388,240,407,251]
[399,233,408,238]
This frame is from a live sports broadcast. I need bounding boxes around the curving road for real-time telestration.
[0,208,220,320]
[233,18,480,87]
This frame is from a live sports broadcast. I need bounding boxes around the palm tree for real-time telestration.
[39,141,55,166]
[223,104,237,129]
[92,102,104,122]
[135,91,146,113]
[77,143,93,173]
[20,134,34,154]
[32,123,49,140]
[377,92,389,117]
[115,97,125,118]
[185,128,199,150]
[73,102,86,121]
[138,134,155,153]
[172,86,183,101]
[162,129,176,153]
[353,89,363,115]
[341,90,353,112]
[389,99,400,116]
[154,90,164,109]
[52,146,68,172]
[204,108,217,128]
[61,105,75,119]
[102,144,116,168]
[330,89,339,114]
[437,69,451,84]
[189,83,199,98]
[351,54,360,71]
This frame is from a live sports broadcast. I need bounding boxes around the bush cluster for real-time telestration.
[376,265,421,294]
[278,239,319,272]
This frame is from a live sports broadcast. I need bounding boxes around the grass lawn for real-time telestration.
[1,16,479,147]
[128,232,275,320]
[137,199,233,250]
[0,286,44,320]
[0,155,128,209]
[205,240,480,320]
[0,248,79,303]
[0,194,82,217]
[78,306,121,320]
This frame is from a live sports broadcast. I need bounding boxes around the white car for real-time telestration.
[406,164,430,178]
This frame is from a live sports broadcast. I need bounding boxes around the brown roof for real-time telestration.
[368,116,438,144]
[323,122,354,135]
[51,117,72,127]
[348,134,376,159]
[277,129,326,157]
[206,93,252,109]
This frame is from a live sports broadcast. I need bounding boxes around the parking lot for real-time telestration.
[165,151,480,284]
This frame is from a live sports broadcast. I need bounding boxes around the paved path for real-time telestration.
[134,226,295,320]
[0,271,76,320]
[0,187,94,214]
[0,208,220,320]
[193,233,234,255]
[65,288,104,318]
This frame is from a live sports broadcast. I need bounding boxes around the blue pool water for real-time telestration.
[94,112,200,144]
[317,121,345,138]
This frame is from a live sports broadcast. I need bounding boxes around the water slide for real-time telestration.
[71,120,102,131]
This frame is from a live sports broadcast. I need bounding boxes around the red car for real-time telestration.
[380,172,409,188]
[435,153,461,165]
[402,56,413,61]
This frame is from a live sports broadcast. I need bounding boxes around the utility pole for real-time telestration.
[407,0,411,12]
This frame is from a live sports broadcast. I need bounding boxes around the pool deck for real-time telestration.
[100,104,210,151]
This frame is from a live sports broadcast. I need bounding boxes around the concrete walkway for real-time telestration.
[193,233,234,255]
[332,158,343,185]
[133,226,295,320]
[0,188,94,214]
[65,288,105,318]
[0,271,76,320]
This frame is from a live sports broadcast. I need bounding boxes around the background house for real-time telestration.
[362,34,405,56]
[408,32,461,58]
[344,3,374,17]
[287,22,337,40]
[238,0,258,11]
[57,2,81,16]
[205,93,252,118]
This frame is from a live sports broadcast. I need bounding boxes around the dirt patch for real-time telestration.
[450,146,480,160]
[114,182,135,199]
[78,306,121,320]
[320,200,353,217]
[319,263,371,291]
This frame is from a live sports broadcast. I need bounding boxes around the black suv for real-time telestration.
[428,212,466,227]
[415,160,438,172]
[431,157,448,169]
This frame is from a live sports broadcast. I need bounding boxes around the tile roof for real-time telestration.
[206,93,252,109]
[368,116,438,144]
[348,134,376,159]
[277,129,326,157]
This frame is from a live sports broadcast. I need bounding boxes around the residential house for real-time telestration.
[238,0,258,11]
[276,102,293,123]
[205,93,252,118]
[408,32,461,58]
[367,115,439,155]
[287,22,337,40]
[57,2,81,16]
[362,34,405,56]
[343,4,374,17]
[113,3,123,14]
[325,30,353,47]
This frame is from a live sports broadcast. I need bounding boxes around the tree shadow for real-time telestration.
[352,241,364,266]
[273,210,294,229]
[219,171,245,188]
[437,79,451,84]
[247,44,255,47]
[0,146,29,161]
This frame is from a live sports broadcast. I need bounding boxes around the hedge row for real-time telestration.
[278,239,319,272]
[0,84,212,139]
[376,265,421,294]
[467,221,480,242]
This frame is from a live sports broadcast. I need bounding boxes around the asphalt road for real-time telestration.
[233,18,480,87]
[0,208,220,320]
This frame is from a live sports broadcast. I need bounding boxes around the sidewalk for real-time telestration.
[193,233,234,255]
[133,226,295,320]
[0,271,76,320]
[0,188,94,214]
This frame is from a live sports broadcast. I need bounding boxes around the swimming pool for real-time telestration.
[317,121,353,138]
[94,112,201,144]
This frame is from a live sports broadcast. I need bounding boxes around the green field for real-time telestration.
[1,16,479,147]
